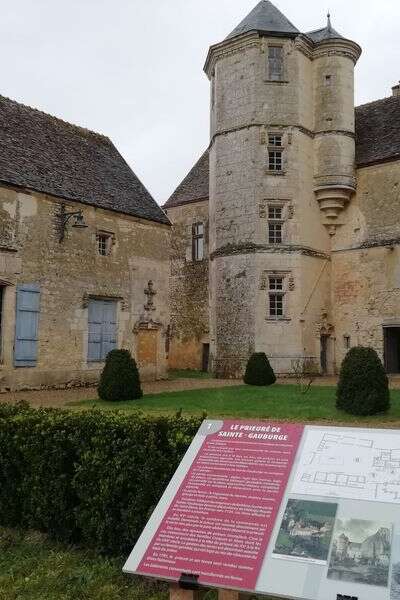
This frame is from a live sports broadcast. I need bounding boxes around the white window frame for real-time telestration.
[267,133,285,173]
[96,231,114,256]
[192,222,204,262]
[268,204,284,244]
[268,276,285,319]
[268,46,284,81]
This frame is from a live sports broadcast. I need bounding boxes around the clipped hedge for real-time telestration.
[0,402,201,555]
[244,352,276,386]
[98,349,143,402]
[336,346,390,416]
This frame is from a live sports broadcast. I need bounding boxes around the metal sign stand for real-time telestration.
[169,586,241,599]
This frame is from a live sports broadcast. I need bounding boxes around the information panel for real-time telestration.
[124,421,400,600]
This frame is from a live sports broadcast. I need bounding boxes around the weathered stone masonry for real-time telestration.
[165,0,400,377]
[0,95,170,389]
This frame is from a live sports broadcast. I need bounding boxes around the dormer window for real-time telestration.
[268,46,284,81]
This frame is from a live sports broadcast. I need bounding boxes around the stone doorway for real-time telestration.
[384,327,400,374]
[202,343,210,372]
[320,334,329,374]
[137,328,158,380]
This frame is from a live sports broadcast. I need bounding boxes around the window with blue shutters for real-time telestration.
[14,284,41,368]
[87,299,117,362]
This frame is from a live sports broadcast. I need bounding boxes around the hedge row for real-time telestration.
[0,402,201,555]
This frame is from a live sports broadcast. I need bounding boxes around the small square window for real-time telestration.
[268,206,283,220]
[96,232,114,256]
[269,277,284,291]
[268,134,282,147]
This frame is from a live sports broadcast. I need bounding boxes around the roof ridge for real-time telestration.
[0,93,109,141]
[356,95,400,110]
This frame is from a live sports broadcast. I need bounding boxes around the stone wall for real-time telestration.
[206,32,345,377]
[165,200,209,370]
[332,159,400,370]
[0,184,170,390]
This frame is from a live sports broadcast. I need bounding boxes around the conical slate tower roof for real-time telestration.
[306,14,345,43]
[226,0,300,40]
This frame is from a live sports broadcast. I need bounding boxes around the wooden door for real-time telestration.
[137,329,158,377]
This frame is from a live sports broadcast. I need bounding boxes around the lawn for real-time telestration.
[0,528,168,600]
[68,384,400,426]
[0,528,272,600]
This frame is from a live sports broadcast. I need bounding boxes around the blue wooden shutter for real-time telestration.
[88,299,117,361]
[101,300,117,358]
[14,284,41,367]
[88,300,103,361]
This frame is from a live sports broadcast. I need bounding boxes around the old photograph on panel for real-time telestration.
[328,519,392,588]
[391,532,400,599]
[273,499,338,564]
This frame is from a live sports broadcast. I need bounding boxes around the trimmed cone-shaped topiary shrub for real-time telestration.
[98,349,143,402]
[336,346,390,416]
[244,352,276,386]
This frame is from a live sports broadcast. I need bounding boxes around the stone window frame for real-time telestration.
[343,334,351,350]
[267,203,285,245]
[267,45,285,82]
[266,131,286,175]
[96,230,115,256]
[261,270,292,322]
[192,222,205,262]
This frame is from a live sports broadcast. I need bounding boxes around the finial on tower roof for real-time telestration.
[327,10,332,31]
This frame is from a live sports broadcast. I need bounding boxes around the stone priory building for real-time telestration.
[0,95,170,390]
[165,0,400,378]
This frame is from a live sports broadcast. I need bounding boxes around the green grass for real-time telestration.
[168,369,212,380]
[67,384,400,425]
[0,528,275,600]
[0,528,168,600]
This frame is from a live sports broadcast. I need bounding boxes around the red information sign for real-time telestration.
[137,420,304,590]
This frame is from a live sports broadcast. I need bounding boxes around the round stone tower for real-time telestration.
[204,2,361,378]
[204,0,302,377]
[309,16,361,234]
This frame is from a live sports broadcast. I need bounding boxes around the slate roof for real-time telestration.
[226,0,299,40]
[355,95,400,167]
[306,24,344,43]
[163,150,209,208]
[0,95,169,225]
[166,96,400,208]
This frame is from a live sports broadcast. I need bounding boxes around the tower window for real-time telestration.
[268,134,282,147]
[268,205,284,244]
[96,231,114,256]
[268,150,283,171]
[325,75,332,86]
[268,134,284,172]
[192,222,204,261]
[268,223,282,244]
[344,335,351,349]
[269,277,285,318]
[268,46,284,81]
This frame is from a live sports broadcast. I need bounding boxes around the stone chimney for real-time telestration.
[393,82,400,97]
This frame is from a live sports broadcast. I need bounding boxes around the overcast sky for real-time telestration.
[1,0,399,205]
